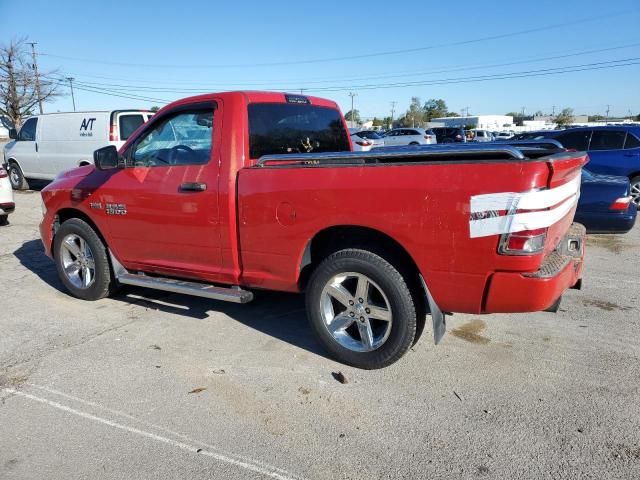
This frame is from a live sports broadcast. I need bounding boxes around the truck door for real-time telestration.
[11,117,39,176]
[100,102,222,280]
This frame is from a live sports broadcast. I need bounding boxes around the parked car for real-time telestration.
[39,91,587,369]
[522,126,640,208]
[351,130,385,151]
[470,129,493,142]
[3,110,153,190]
[382,128,436,146]
[575,169,636,233]
[0,166,15,225]
[494,131,514,140]
[430,127,466,143]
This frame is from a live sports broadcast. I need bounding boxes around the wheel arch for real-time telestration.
[298,225,423,293]
[54,208,110,251]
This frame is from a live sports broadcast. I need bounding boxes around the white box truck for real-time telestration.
[2,110,153,189]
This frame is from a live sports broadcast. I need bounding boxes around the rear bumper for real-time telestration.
[574,209,636,234]
[0,202,15,214]
[484,223,585,313]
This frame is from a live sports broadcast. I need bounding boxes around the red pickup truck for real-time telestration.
[39,91,586,369]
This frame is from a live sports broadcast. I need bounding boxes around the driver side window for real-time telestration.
[130,107,214,167]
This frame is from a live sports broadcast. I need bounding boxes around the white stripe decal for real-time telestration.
[470,175,581,213]
[470,194,578,238]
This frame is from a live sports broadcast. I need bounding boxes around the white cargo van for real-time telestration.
[2,110,152,189]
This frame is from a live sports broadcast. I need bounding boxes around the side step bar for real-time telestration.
[110,252,253,304]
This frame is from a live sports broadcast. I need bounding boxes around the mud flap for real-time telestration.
[420,275,447,344]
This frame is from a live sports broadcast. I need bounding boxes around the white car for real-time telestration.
[3,110,153,190]
[471,129,494,142]
[0,166,15,225]
[382,128,437,147]
[494,131,514,140]
[350,130,385,151]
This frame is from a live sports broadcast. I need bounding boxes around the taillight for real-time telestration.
[498,228,547,255]
[0,168,7,178]
[355,141,372,147]
[109,124,117,142]
[610,196,632,211]
[455,134,462,139]
[424,135,433,140]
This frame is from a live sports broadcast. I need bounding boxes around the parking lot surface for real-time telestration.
[1,191,639,479]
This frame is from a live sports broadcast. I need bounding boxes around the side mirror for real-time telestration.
[93,145,121,171]
[8,128,17,140]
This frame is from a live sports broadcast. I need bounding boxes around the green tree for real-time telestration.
[372,117,383,127]
[588,114,605,122]
[150,106,160,112]
[423,99,449,121]
[555,108,574,127]
[405,97,424,127]
[344,109,361,125]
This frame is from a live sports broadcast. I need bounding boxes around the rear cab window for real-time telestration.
[624,132,640,149]
[248,103,350,159]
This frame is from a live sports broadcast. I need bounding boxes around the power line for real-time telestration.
[46,57,640,96]
[38,8,639,69]
[49,42,640,93]
[27,42,43,114]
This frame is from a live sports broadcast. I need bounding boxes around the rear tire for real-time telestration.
[7,161,29,190]
[53,218,113,300]
[630,175,640,209]
[409,141,420,146]
[305,248,417,369]
[0,215,8,226]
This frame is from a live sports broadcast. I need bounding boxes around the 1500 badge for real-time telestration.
[105,203,127,215]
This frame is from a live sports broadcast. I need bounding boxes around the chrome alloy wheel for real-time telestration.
[631,181,640,208]
[320,272,393,352]
[60,233,96,289]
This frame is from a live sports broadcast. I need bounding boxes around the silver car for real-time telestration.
[382,128,437,146]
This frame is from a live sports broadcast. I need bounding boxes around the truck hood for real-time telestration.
[56,164,96,180]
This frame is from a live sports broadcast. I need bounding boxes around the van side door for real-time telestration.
[11,117,39,176]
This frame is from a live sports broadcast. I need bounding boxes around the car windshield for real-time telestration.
[248,103,350,158]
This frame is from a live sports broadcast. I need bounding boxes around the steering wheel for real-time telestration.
[168,144,195,164]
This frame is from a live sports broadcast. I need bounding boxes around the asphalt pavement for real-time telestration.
[1,191,639,479]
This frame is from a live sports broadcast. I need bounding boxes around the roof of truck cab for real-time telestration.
[163,91,340,110]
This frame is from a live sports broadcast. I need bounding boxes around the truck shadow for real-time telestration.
[14,239,326,358]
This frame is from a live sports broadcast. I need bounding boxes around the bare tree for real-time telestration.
[0,38,62,128]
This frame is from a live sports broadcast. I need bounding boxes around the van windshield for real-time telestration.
[248,103,350,158]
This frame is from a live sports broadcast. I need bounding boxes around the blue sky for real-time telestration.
[2,0,639,119]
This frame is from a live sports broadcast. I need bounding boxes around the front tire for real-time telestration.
[53,218,113,300]
[0,214,8,226]
[7,162,29,190]
[305,249,417,369]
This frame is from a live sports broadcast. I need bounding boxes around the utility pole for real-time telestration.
[464,107,470,117]
[27,42,43,114]
[551,105,556,116]
[66,77,76,111]
[390,101,396,129]
[521,106,526,118]
[605,104,610,121]
[348,92,357,128]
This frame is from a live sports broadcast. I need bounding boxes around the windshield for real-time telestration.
[248,103,350,158]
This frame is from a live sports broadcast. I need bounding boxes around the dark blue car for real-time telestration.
[526,126,640,208]
[575,169,636,233]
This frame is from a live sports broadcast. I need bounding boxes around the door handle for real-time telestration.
[179,182,207,192]
[35,142,38,153]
